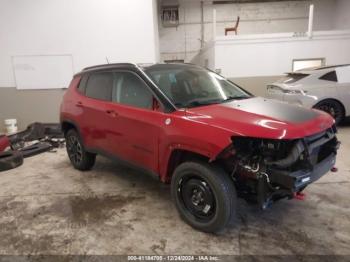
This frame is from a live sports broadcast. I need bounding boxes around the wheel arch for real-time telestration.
[162,148,211,183]
[61,119,81,135]
[313,98,346,117]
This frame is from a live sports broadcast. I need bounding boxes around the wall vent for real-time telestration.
[161,0,179,27]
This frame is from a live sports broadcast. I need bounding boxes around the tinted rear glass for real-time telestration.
[319,71,338,82]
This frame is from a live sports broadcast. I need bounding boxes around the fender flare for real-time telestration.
[160,142,227,183]
[61,119,83,137]
[168,143,214,159]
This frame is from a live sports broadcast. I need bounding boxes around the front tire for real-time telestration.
[314,99,344,125]
[171,161,237,233]
[65,129,96,171]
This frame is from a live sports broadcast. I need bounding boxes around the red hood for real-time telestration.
[185,97,334,139]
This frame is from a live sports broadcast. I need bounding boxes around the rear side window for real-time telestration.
[319,71,338,82]
[112,72,153,109]
[85,72,114,101]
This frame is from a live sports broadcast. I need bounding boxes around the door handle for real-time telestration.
[76,101,84,107]
[106,110,118,117]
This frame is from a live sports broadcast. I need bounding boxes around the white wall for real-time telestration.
[191,41,215,70]
[334,0,350,30]
[159,0,336,62]
[0,0,160,88]
[214,31,350,78]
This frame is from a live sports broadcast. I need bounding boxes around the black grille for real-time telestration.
[304,125,338,165]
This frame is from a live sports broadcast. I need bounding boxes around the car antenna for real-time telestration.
[106,57,110,64]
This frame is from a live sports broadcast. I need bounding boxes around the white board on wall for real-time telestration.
[12,55,74,90]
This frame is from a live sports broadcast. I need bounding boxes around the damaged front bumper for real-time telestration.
[269,153,336,192]
[229,125,340,209]
[267,126,340,192]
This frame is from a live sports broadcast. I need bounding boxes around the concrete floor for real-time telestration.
[0,126,349,256]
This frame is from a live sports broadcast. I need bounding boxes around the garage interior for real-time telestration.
[0,0,350,258]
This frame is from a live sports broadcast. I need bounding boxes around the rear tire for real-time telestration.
[171,161,237,233]
[65,129,96,171]
[314,99,344,125]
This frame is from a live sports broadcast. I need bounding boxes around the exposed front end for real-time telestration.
[222,125,340,209]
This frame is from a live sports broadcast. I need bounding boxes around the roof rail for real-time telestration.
[82,63,137,71]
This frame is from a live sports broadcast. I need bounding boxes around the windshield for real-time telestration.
[144,64,252,108]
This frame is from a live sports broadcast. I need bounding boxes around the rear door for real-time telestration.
[79,71,115,152]
[104,71,165,173]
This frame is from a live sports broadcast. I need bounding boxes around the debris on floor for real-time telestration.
[0,122,64,172]
[0,150,23,172]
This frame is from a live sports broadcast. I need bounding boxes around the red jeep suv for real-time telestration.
[60,63,339,233]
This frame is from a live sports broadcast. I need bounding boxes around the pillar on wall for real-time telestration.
[308,4,314,38]
[213,9,217,40]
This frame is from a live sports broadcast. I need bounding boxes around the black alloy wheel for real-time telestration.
[67,134,83,166]
[65,129,96,171]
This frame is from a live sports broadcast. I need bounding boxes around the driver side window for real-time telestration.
[112,72,153,110]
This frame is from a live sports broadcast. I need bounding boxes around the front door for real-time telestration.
[105,71,165,173]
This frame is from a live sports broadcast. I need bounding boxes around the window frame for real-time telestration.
[292,58,325,72]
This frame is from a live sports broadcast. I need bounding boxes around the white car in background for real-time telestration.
[267,64,350,124]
